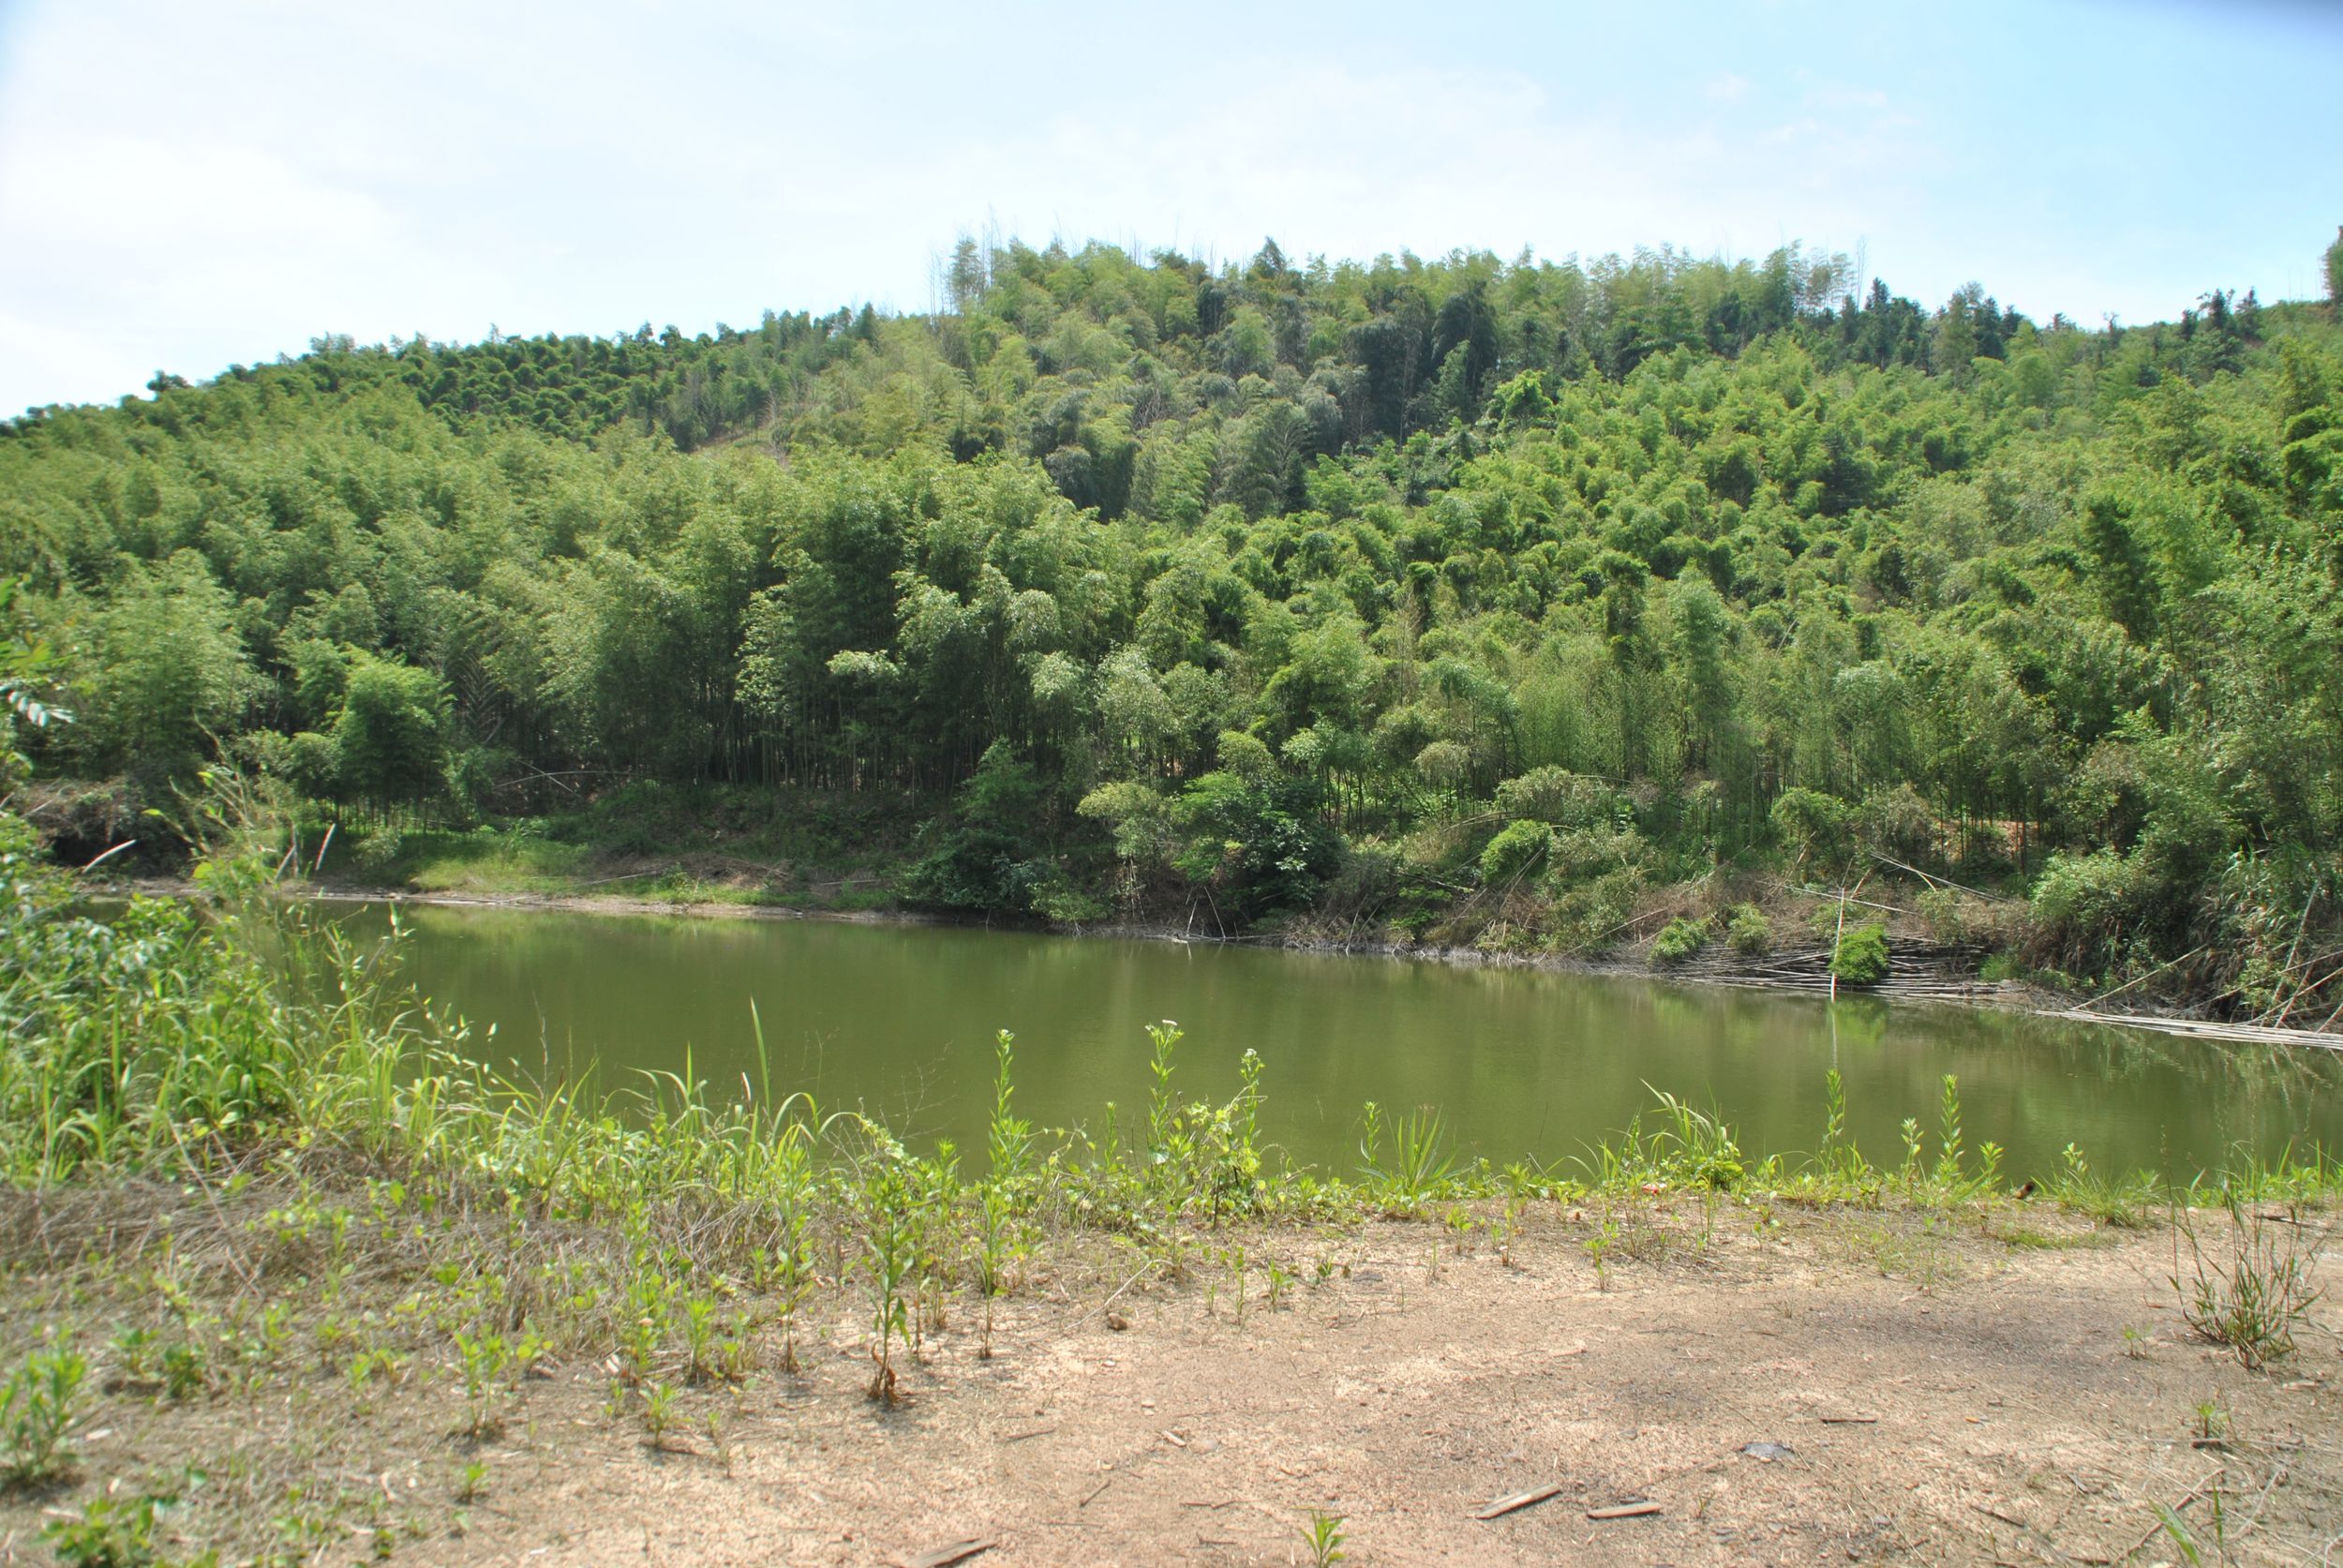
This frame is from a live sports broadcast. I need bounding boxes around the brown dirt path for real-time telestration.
[437,1207,2340,1567]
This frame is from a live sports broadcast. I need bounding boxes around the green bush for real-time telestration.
[1916,887,1966,944]
[1650,917,1709,964]
[1771,787,1855,872]
[2,1337,84,1486]
[1491,768,1622,829]
[1725,903,1772,954]
[1830,922,1891,986]
[352,829,407,878]
[1477,819,1553,886]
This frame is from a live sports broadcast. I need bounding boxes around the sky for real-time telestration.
[1,0,2337,416]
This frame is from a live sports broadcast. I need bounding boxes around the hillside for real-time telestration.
[3,235,2341,1017]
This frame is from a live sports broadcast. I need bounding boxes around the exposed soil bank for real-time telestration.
[7,1200,2336,1565]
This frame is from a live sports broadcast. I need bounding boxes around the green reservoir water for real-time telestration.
[374,903,2343,1181]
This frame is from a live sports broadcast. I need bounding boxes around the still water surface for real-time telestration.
[373,903,2343,1180]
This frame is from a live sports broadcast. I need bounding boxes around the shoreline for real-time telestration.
[14,845,2343,1563]
[114,874,2343,1051]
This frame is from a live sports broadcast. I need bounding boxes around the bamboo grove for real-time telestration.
[3,235,2341,1006]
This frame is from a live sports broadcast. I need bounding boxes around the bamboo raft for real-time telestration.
[1657,942,2019,1006]
[1665,944,2343,1048]
[2036,1008,2343,1052]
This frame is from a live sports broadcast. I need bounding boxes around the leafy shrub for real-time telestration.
[1857,783,1936,862]
[1548,865,1648,952]
[1915,887,1966,944]
[2026,848,2142,974]
[1492,767,1622,829]
[901,743,1056,915]
[1545,824,1648,885]
[1323,839,1403,920]
[1771,787,1855,872]
[40,1489,201,1567]
[1,1338,83,1486]
[1076,780,1174,863]
[1650,917,1709,964]
[1476,820,1552,886]
[1830,922,1891,985]
[1725,903,1772,954]
[352,829,406,877]
[1166,768,1342,918]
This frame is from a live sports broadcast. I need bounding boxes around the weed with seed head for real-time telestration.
[977,1031,1033,1360]
[1144,1021,1188,1212]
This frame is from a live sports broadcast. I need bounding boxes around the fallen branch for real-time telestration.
[1472,1485,1561,1520]
[1586,1501,1663,1520]
[1065,1256,1168,1334]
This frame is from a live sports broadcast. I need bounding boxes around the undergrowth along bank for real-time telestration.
[7,800,2337,1243]
[3,803,2338,1560]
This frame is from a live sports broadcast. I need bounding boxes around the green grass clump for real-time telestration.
[2171,1200,2323,1369]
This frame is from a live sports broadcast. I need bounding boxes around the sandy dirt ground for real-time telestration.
[402,1204,2341,1568]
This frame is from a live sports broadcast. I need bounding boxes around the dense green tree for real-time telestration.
[68,554,254,788]
[3,229,2339,1004]
[334,653,452,814]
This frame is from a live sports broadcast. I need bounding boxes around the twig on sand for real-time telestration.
[1586,1501,1663,1520]
[1066,1257,1168,1334]
[1472,1485,1562,1520]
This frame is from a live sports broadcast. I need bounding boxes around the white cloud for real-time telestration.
[0,0,2331,411]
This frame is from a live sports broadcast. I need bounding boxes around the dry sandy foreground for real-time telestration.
[410,1206,2340,1568]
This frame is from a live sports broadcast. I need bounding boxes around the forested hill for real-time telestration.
[4,236,2342,1012]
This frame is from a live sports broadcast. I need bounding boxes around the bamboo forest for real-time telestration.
[7,232,2343,1014]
